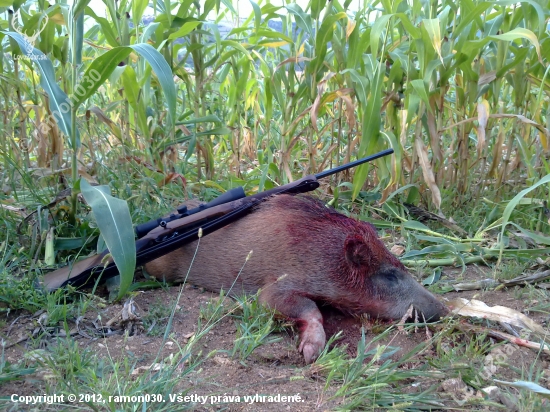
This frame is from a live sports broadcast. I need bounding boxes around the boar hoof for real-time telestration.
[298,319,326,364]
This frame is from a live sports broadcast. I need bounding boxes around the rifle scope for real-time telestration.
[135,186,246,238]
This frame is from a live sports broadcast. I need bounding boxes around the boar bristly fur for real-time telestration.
[145,194,448,363]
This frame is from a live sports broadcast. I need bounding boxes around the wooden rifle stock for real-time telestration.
[42,149,393,291]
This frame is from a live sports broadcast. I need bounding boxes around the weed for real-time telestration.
[197,290,231,328]
[315,326,445,410]
[24,337,203,411]
[0,340,37,385]
[494,260,531,281]
[230,294,282,362]
[143,296,178,337]
[431,329,495,388]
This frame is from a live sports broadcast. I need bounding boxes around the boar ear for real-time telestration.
[344,235,376,268]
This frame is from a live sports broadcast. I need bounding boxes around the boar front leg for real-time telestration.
[259,287,326,364]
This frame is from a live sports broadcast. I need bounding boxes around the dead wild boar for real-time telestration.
[145,194,449,363]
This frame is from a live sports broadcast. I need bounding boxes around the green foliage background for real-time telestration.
[0,0,549,288]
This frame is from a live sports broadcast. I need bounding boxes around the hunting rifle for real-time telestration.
[43,148,394,291]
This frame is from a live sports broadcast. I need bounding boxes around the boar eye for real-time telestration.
[385,273,398,283]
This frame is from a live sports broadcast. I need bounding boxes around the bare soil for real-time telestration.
[1,264,550,411]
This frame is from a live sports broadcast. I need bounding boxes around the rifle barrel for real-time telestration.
[315,148,394,180]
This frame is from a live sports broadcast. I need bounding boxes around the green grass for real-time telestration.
[317,326,445,410]
[143,296,178,337]
[494,261,531,281]
[30,337,201,411]
[1,298,548,410]
[230,294,283,363]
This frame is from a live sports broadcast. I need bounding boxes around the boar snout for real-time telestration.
[368,266,449,322]
[412,290,450,321]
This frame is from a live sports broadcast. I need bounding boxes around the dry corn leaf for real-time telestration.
[131,363,164,375]
[310,72,335,132]
[448,298,546,335]
[440,113,549,142]
[390,244,406,256]
[275,56,311,71]
[414,136,442,210]
[427,109,443,165]
[346,19,356,39]
[452,279,498,291]
[455,323,550,354]
[477,99,490,156]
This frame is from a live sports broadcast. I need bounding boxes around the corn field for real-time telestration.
[0,0,550,287]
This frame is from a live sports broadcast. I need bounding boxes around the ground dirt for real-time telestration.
[1,264,550,411]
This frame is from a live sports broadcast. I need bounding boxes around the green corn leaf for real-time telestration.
[422,18,442,62]
[263,74,273,124]
[73,47,133,106]
[423,59,443,85]
[72,43,176,132]
[38,19,55,55]
[130,43,177,131]
[422,267,442,286]
[384,183,417,203]
[352,59,384,200]
[410,79,431,112]
[1,31,78,145]
[342,69,369,105]
[403,220,432,232]
[499,173,550,262]
[196,127,231,136]
[80,179,135,299]
[165,127,231,146]
[85,7,119,47]
[370,14,392,59]
[255,28,294,44]
[72,0,92,19]
[167,21,201,40]
[285,3,313,37]
[141,22,160,43]
[396,13,421,39]
[491,27,542,63]
[250,0,261,32]
[315,12,348,67]
[412,234,456,245]
[311,0,327,20]
[131,0,149,28]
[346,15,362,68]
[177,115,221,125]
[462,27,542,64]
[381,131,401,187]
[122,65,149,139]
[44,228,55,266]
[495,0,546,37]
[509,223,550,246]
[221,40,253,60]
[54,237,95,251]
[73,11,84,65]
[453,2,491,36]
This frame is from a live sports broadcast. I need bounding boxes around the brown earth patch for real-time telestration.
[1,265,549,410]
